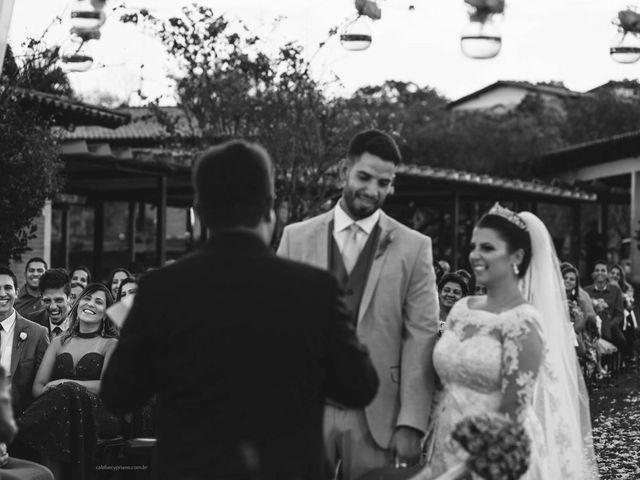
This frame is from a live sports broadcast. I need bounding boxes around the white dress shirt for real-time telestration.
[0,310,16,379]
[332,202,380,255]
[49,317,69,338]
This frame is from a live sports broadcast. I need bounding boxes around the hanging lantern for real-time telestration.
[611,8,640,64]
[340,15,373,51]
[59,35,94,72]
[70,0,106,33]
[340,0,381,51]
[461,16,502,59]
[461,0,504,59]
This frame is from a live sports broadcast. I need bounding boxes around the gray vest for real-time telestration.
[328,220,381,324]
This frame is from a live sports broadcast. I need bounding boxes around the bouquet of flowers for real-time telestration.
[434,413,531,480]
[591,298,608,314]
[566,300,584,328]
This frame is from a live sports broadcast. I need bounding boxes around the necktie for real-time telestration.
[52,327,62,337]
[342,223,363,274]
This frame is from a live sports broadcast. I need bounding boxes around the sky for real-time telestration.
[8,0,640,105]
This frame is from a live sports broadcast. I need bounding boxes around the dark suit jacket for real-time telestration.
[10,315,49,415]
[102,231,379,480]
[25,310,48,331]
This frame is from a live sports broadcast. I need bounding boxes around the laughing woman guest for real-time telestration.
[107,268,131,300]
[17,284,120,480]
[116,277,138,302]
[437,273,468,336]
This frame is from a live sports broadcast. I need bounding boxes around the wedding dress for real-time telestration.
[418,298,548,479]
[412,212,598,480]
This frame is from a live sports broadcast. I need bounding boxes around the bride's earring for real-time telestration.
[512,264,520,276]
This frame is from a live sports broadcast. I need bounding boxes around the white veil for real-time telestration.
[518,212,599,479]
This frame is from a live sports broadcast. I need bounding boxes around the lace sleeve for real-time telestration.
[500,312,544,421]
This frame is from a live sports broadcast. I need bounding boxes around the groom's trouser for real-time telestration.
[324,404,391,480]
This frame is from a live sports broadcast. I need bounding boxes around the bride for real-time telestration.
[411,204,598,479]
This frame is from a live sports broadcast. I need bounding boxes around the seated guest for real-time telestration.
[0,365,54,480]
[561,263,603,376]
[14,258,47,316]
[437,273,468,336]
[107,268,131,300]
[17,283,120,480]
[69,267,91,290]
[610,264,637,363]
[116,278,138,302]
[68,283,84,307]
[26,269,72,340]
[561,263,593,335]
[584,261,628,357]
[0,267,49,418]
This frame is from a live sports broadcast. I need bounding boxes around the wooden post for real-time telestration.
[61,206,70,270]
[452,192,460,270]
[530,202,538,215]
[571,203,581,266]
[600,200,609,261]
[185,208,194,250]
[0,0,16,76]
[92,199,104,280]
[127,201,136,263]
[156,175,167,266]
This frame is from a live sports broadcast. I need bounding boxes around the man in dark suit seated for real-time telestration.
[0,267,49,418]
[101,140,379,480]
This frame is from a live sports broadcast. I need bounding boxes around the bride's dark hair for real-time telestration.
[476,213,532,278]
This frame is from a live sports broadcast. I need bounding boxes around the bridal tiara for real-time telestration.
[487,203,527,231]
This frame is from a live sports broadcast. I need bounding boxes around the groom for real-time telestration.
[278,129,439,479]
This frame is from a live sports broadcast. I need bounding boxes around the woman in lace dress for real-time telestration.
[17,283,120,480]
[412,204,598,480]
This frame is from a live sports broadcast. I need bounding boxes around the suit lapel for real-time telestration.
[310,212,332,270]
[358,212,395,324]
[10,316,27,377]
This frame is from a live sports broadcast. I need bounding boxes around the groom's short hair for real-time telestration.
[346,129,402,166]
[193,140,274,230]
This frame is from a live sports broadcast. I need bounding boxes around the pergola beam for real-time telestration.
[554,156,640,182]
[92,199,105,280]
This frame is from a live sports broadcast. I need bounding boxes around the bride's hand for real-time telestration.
[389,426,423,467]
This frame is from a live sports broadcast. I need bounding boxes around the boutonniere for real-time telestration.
[18,331,27,342]
[375,232,394,259]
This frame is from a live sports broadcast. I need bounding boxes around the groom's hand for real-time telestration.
[389,426,423,466]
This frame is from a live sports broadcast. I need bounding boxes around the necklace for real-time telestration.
[76,329,101,339]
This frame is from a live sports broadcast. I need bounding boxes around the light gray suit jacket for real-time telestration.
[277,209,439,447]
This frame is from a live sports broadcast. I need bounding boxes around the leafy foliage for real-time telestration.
[121,3,640,239]
[121,5,361,239]
[2,41,72,96]
[0,43,67,263]
[561,83,640,145]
